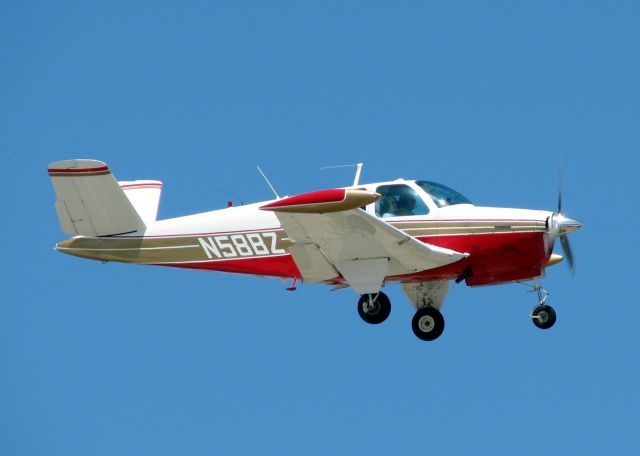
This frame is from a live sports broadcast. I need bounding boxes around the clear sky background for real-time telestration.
[2,1,639,454]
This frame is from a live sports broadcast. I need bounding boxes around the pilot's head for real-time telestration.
[385,195,398,209]
[379,195,397,215]
[398,193,416,211]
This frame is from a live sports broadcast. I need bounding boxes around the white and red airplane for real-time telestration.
[48,159,581,341]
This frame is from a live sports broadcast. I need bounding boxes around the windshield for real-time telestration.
[375,184,429,217]
[416,181,472,208]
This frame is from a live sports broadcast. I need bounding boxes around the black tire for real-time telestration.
[357,292,391,325]
[532,305,556,329]
[412,307,445,341]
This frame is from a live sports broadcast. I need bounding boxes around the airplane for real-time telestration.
[48,159,582,341]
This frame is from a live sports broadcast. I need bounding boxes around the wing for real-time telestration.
[261,189,467,293]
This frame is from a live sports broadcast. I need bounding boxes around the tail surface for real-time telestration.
[118,180,163,225]
[48,159,146,236]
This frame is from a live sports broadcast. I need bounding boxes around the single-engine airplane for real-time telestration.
[48,159,581,341]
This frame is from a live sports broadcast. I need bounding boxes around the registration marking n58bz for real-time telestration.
[197,232,286,259]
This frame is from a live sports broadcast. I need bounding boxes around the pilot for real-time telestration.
[397,193,416,216]
[381,195,399,218]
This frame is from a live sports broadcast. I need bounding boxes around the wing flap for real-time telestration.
[287,243,339,283]
[337,258,389,294]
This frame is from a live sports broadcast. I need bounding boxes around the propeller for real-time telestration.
[547,176,582,274]
[559,235,575,273]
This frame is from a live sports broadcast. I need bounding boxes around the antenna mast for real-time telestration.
[256,166,281,199]
[319,162,364,187]
[353,162,363,186]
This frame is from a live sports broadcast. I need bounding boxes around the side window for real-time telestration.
[375,184,429,218]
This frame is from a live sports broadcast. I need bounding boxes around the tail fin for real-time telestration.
[119,180,163,224]
[48,159,146,236]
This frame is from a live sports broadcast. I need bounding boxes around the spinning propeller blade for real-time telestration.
[557,187,563,214]
[548,169,581,274]
[559,235,575,275]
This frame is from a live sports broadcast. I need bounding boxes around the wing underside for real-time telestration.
[273,209,467,293]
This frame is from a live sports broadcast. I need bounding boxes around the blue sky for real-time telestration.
[2,1,639,454]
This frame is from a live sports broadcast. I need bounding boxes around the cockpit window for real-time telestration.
[375,184,429,218]
[416,181,472,208]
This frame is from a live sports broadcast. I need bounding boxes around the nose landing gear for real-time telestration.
[530,284,557,330]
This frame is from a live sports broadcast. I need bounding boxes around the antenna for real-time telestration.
[319,162,364,186]
[353,162,363,186]
[256,166,281,199]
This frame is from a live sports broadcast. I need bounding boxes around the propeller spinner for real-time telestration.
[547,188,582,273]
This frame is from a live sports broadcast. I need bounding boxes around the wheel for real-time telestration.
[357,292,391,324]
[531,305,556,329]
[411,307,445,341]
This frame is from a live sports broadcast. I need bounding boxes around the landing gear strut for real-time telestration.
[357,291,391,325]
[530,284,557,330]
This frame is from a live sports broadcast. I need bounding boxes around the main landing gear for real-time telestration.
[357,291,445,341]
[411,306,445,341]
[357,292,391,324]
[530,284,557,330]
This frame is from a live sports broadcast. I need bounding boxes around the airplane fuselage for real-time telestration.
[56,196,554,287]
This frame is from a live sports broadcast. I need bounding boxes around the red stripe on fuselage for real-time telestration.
[156,254,302,279]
